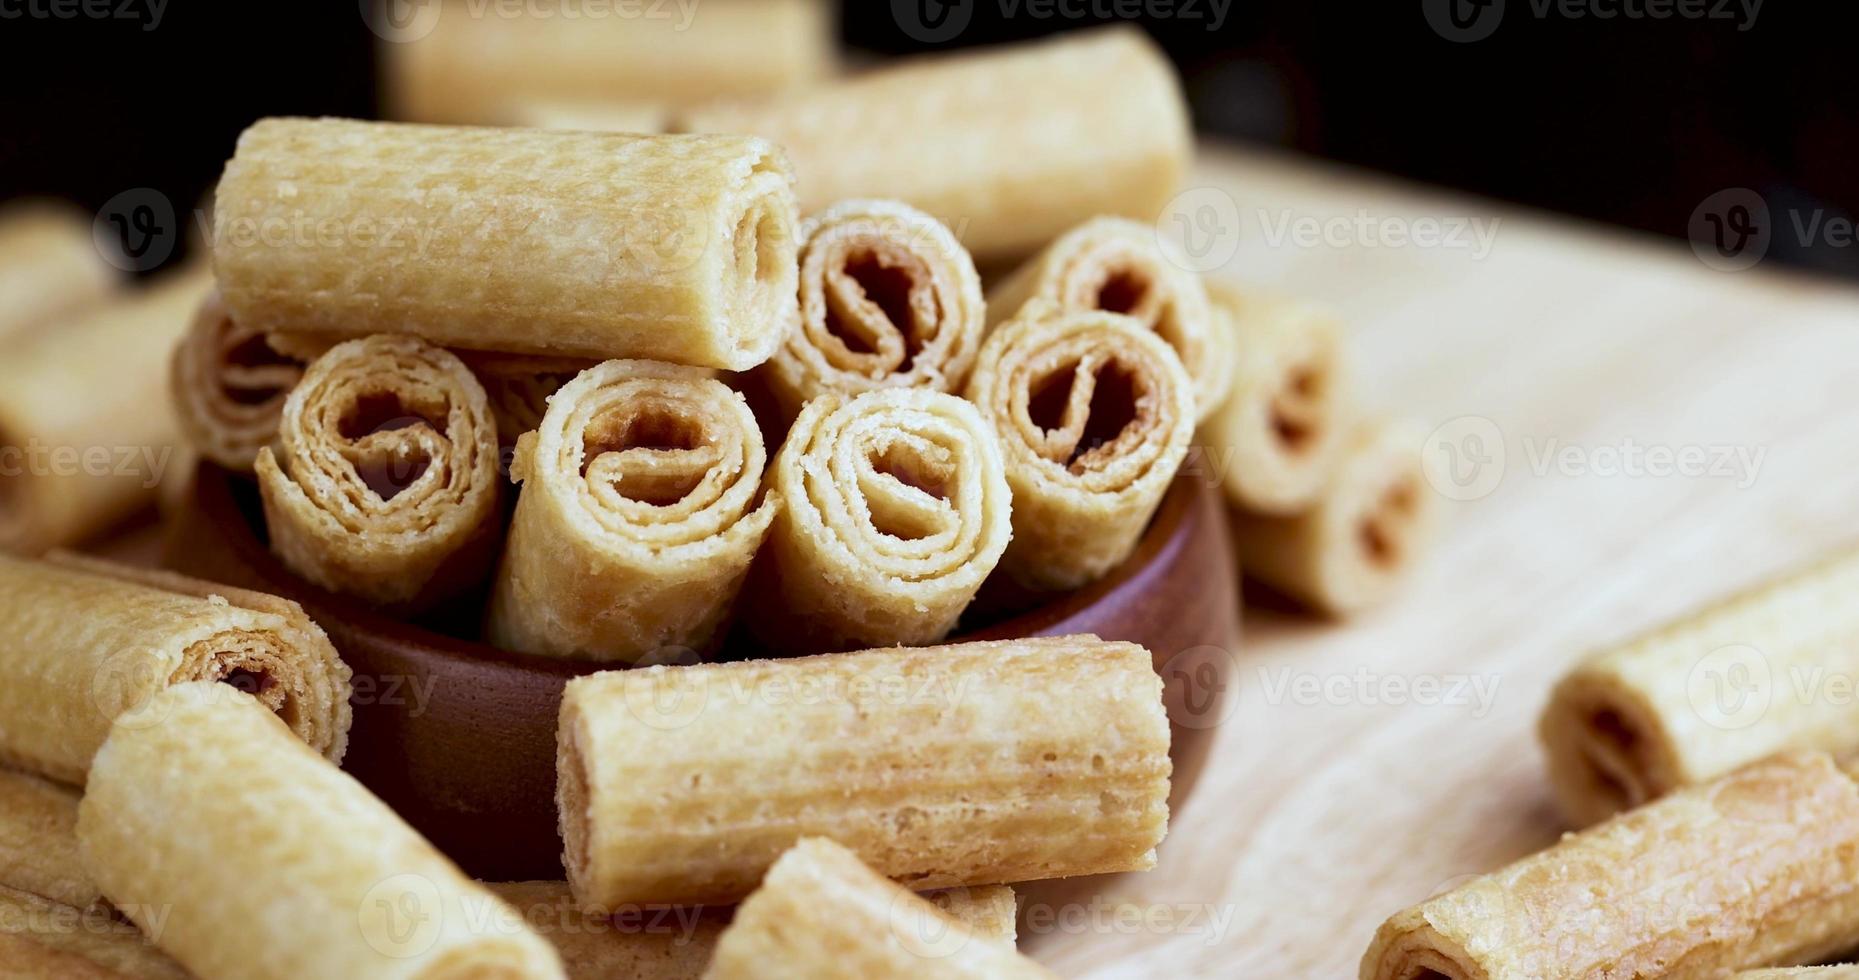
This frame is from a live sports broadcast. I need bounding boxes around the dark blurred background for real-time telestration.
[1,2,1853,278]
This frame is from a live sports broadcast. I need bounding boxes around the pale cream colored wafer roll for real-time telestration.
[169,290,304,471]
[965,307,1194,592]
[77,682,565,980]
[486,361,774,663]
[1361,751,1859,980]
[1540,547,1859,827]
[0,553,350,785]
[214,117,799,369]
[558,635,1170,907]
[0,769,96,911]
[760,199,984,418]
[0,886,187,980]
[681,27,1190,263]
[1232,419,1438,616]
[455,352,597,446]
[255,335,500,612]
[703,839,1052,980]
[502,100,672,135]
[742,388,1010,654]
[0,267,209,554]
[0,201,116,345]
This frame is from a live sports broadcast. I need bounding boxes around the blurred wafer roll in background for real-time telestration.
[77,682,565,980]
[1540,547,1859,827]
[761,199,984,418]
[557,635,1170,907]
[966,308,1194,592]
[1737,970,1859,979]
[256,335,501,613]
[487,361,774,663]
[213,118,800,369]
[169,289,304,472]
[743,388,1010,654]
[0,201,116,345]
[502,99,672,135]
[0,552,351,785]
[703,838,1052,980]
[682,28,1190,263]
[0,768,96,911]
[456,351,597,446]
[1361,751,1859,980]
[0,886,188,980]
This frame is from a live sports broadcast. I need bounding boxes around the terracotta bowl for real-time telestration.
[165,463,1241,881]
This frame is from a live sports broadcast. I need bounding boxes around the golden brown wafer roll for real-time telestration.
[0,553,351,785]
[0,769,96,911]
[486,361,774,663]
[1540,547,1859,827]
[77,682,564,980]
[965,308,1195,592]
[742,388,1010,654]
[760,199,984,418]
[682,27,1189,263]
[703,839,1052,980]
[0,267,209,554]
[213,117,799,369]
[255,335,500,612]
[169,290,304,472]
[1196,282,1349,514]
[558,635,1170,907]
[0,887,187,980]
[0,202,116,345]
[1361,751,1859,980]
[1231,419,1438,616]
[455,352,597,446]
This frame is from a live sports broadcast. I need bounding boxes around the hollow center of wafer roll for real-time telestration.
[825,252,923,364]
[1358,478,1421,569]
[1026,357,1146,472]
[1094,268,1151,317]
[866,442,955,541]
[181,632,296,726]
[580,405,717,507]
[337,391,449,501]
[219,324,301,407]
[1577,706,1652,811]
[1272,365,1326,453]
[735,198,786,290]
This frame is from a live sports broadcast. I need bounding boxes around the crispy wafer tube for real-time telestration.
[169,290,304,471]
[77,683,565,980]
[1540,547,1859,827]
[456,352,598,446]
[742,388,1010,654]
[558,635,1170,907]
[0,267,209,554]
[0,769,96,911]
[703,839,1051,980]
[486,361,774,663]
[0,887,187,980]
[0,553,351,785]
[1231,419,1438,616]
[255,335,501,612]
[214,117,799,369]
[681,27,1189,263]
[0,202,116,345]
[965,308,1194,592]
[760,200,984,418]
[1196,282,1349,513]
[1361,751,1859,980]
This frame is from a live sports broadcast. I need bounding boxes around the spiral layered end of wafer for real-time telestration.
[170,291,304,471]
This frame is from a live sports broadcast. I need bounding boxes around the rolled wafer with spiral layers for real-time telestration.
[486,361,774,663]
[966,308,1194,593]
[558,635,1170,908]
[256,335,501,612]
[170,290,305,471]
[743,388,1010,654]
[0,201,116,345]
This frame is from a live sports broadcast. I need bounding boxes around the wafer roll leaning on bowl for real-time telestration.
[1541,546,1859,827]
[682,27,1190,263]
[77,682,565,980]
[0,201,116,344]
[213,117,799,369]
[559,635,1169,907]
[487,361,775,663]
[170,289,305,471]
[1361,751,1859,980]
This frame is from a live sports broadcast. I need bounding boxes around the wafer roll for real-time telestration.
[487,361,774,663]
[457,352,597,446]
[1361,751,1859,980]
[0,202,115,345]
[682,28,1190,263]
[1232,419,1438,616]
[703,839,1051,980]
[503,100,672,135]
[0,887,187,980]
[1541,547,1859,827]
[77,682,564,980]
[0,769,96,911]
[256,335,501,612]
[743,388,1010,654]
[761,200,984,417]
[169,289,304,471]
[966,308,1194,592]
[213,117,799,369]
[0,553,350,785]
[558,635,1170,907]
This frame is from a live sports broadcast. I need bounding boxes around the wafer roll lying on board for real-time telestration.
[0,886,188,980]
[0,769,96,911]
[966,308,1194,592]
[743,388,1010,654]
[213,118,799,369]
[77,683,564,980]
[1361,751,1859,980]
[0,553,350,784]
[487,361,775,663]
[703,839,1051,980]
[256,335,501,612]
[169,289,304,471]
[0,202,115,345]
[682,28,1190,263]
[558,635,1170,907]
[456,352,596,446]
[1541,546,1859,826]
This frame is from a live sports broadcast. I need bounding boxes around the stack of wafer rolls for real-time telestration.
[169,289,305,471]
[0,202,116,345]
